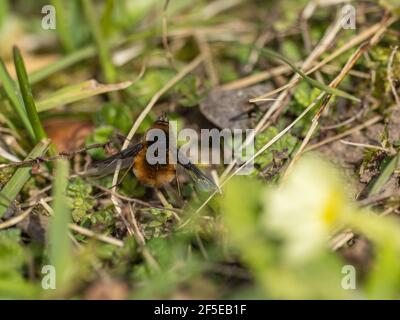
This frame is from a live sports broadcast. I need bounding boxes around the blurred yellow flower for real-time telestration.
[263,155,354,263]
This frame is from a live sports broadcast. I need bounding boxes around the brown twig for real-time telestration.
[0,207,33,230]
[0,142,110,169]
[305,115,383,152]
[387,46,400,108]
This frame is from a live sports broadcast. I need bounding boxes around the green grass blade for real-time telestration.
[13,46,47,142]
[49,159,72,288]
[29,29,154,85]
[233,42,360,102]
[100,0,115,37]
[0,59,35,141]
[368,154,400,196]
[36,79,133,112]
[0,139,50,218]
[13,46,56,155]
[51,0,75,52]
[82,0,116,83]
[0,0,8,29]
[257,47,360,102]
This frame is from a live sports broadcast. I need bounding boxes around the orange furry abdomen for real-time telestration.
[132,145,176,188]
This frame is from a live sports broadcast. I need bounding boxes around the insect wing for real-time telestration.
[85,143,144,176]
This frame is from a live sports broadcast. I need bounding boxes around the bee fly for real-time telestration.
[86,115,217,191]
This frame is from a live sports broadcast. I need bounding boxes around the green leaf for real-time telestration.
[85,125,114,159]
[0,229,23,273]
[0,228,38,299]
[293,82,321,108]
[49,159,72,287]
[366,240,400,299]
[28,30,153,84]
[0,139,50,218]
[82,0,116,83]
[0,59,35,141]
[175,75,203,107]
[36,80,133,112]
[222,177,273,271]
[67,177,95,223]
[0,0,8,29]
[281,40,302,62]
[13,46,55,155]
[129,69,175,106]
[0,228,20,242]
[254,126,297,174]
[96,102,132,134]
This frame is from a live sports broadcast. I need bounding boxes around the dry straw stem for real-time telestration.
[283,18,392,178]
[358,192,400,207]
[90,182,182,213]
[41,198,124,247]
[155,188,181,221]
[0,145,20,162]
[201,0,244,19]
[339,140,392,153]
[301,1,326,84]
[182,13,347,223]
[0,207,33,230]
[330,230,355,251]
[68,224,124,247]
[249,20,386,103]
[128,204,146,246]
[195,32,219,86]
[305,115,383,152]
[179,98,318,229]
[219,64,292,91]
[128,204,160,270]
[330,207,395,251]
[219,61,370,91]
[168,21,255,40]
[243,30,274,74]
[283,118,320,179]
[162,0,175,70]
[0,139,50,218]
[187,15,396,223]
[219,13,344,182]
[387,46,400,108]
[13,46,53,154]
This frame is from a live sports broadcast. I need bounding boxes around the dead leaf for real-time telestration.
[44,119,94,153]
[199,84,272,129]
